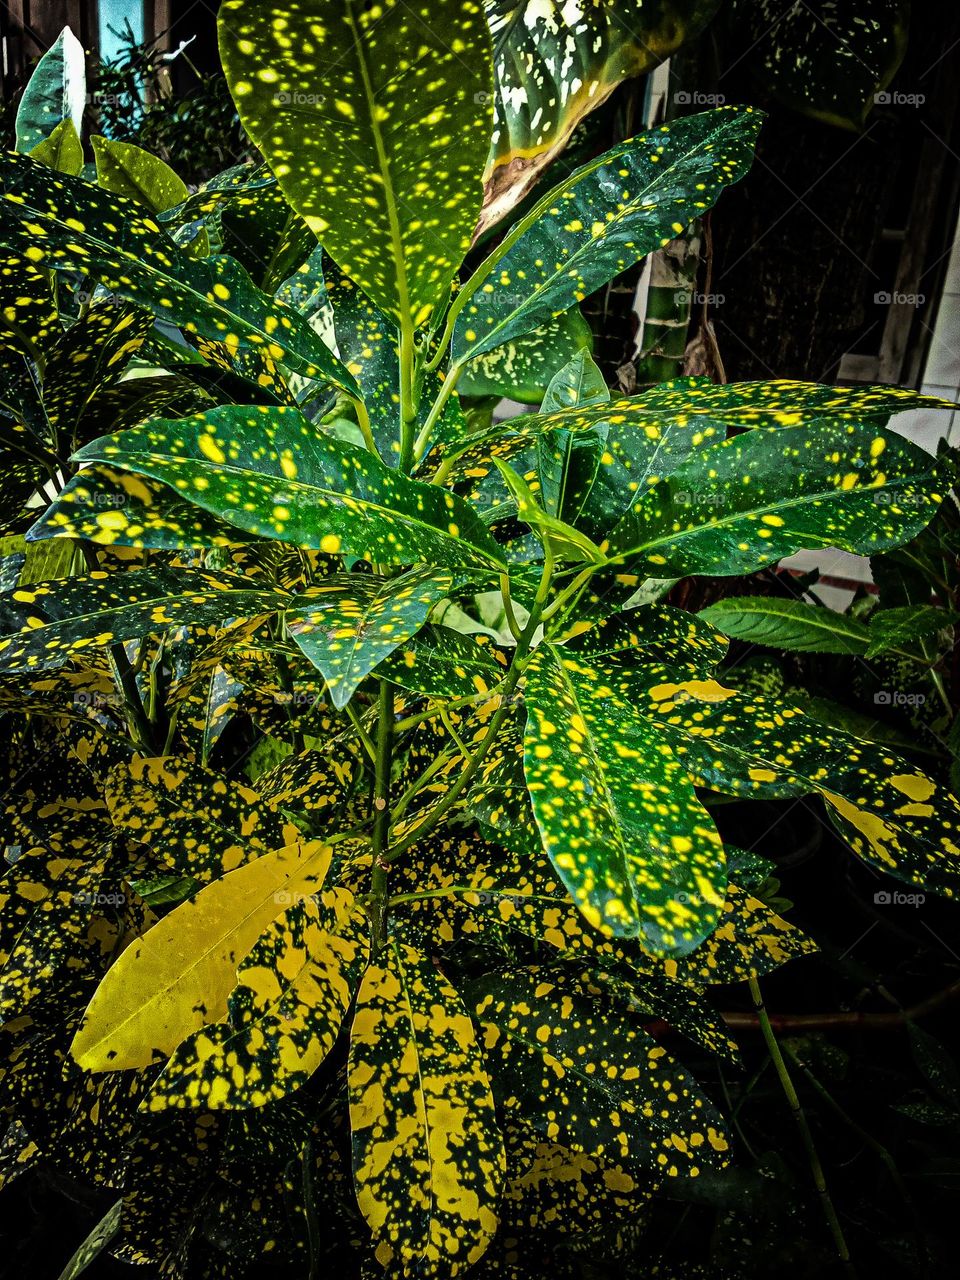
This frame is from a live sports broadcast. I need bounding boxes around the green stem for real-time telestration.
[351,395,382,461]
[389,742,460,829]
[398,322,418,473]
[748,976,855,1274]
[412,363,462,462]
[344,699,377,764]
[369,681,394,953]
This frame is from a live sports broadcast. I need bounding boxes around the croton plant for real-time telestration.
[0,3,957,1278]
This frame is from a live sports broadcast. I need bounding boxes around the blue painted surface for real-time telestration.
[98,0,145,65]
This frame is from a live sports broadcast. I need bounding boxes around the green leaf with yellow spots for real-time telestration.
[480,0,721,233]
[0,253,59,362]
[104,755,303,885]
[522,644,725,952]
[29,117,83,176]
[453,106,761,364]
[458,308,594,403]
[287,568,453,709]
[540,347,610,414]
[469,968,730,1176]
[147,886,369,1110]
[0,568,288,674]
[378,624,508,699]
[565,602,728,670]
[91,135,189,215]
[627,376,957,429]
[15,25,86,153]
[71,838,334,1071]
[611,662,960,897]
[26,463,261,551]
[493,459,604,563]
[348,939,505,1275]
[605,420,953,578]
[0,152,359,395]
[324,259,468,465]
[42,300,152,452]
[219,0,494,328]
[63,404,505,570]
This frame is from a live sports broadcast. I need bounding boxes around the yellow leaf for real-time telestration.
[71,839,333,1071]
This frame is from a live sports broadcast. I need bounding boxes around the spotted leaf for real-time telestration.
[15,25,85,153]
[605,421,954,577]
[378,624,508,699]
[348,940,505,1275]
[147,887,369,1110]
[565,602,728,670]
[0,252,59,361]
[0,152,358,394]
[92,135,190,214]
[454,107,760,364]
[104,755,303,884]
[523,644,725,952]
[458,308,594,403]
[29,116,83,175]
[469,968,730,1176]
[614,662,960,897]
[0,568,288,674]
[287,568,453,709]
[71,838,334,1071]
[219,0,494,327]
[56,405,504,570]
[540,347,610,414]
[481,0,720,231]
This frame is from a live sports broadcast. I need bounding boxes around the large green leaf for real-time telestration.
[470,968,730,1175]
[0,567,288,674]
[453,107,761,364]
[522,643,725,951]
[219,0,494,327]
[0,153,358,395]
[0,253,59,361]
[701,596,957,662]
[287,568,453,708]
[481,0,721,231]
[348,939,505,1274]
[627,376,954,428]
[15,26,86,152]
[44,405,504,570]
[147,888,369,1110]
[699,596,871,655]
[92,135,190,214]
[605,421,953,577]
